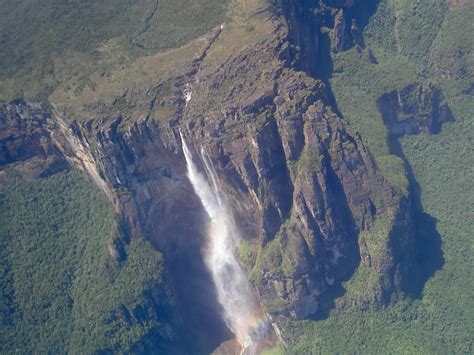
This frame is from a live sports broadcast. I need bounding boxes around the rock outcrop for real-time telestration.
[279,0,378,84]
[0,101,67,184]
[378,82,454,137]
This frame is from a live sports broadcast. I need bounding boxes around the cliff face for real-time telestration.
[177,18,413,316]
[280,0,378,80]
[49,111,232,351]
[0,101,180,354]
[1,0,419,347]
[0,101,67,183]
[378,82,454,137]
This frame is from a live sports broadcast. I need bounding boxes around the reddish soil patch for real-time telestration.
[448,0,474,8]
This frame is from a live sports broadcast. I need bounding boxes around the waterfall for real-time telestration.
[180,133,269,354]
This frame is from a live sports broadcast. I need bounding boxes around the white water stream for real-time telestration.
[180,133,269,354]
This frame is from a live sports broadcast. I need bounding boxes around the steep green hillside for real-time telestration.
[284,1,473,353]
[0,169,166,353]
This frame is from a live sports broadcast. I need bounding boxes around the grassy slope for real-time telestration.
[0,169,164,353]
[48,0,271,125]
[285,1,473,353]
[0,0,228,101]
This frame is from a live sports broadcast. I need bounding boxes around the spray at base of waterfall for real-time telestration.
[180,133,271,354]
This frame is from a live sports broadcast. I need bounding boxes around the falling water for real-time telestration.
[180,133,270,354]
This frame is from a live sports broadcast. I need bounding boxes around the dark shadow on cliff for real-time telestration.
[310,285,347,321]
[279,0,445,304]
[277,0,386,320]
[309,155,362,321]
[375,83,449,298]
[278,0,380,117]
[387,137,444,299]
[128,180,233,353]
[279,0,337,114]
